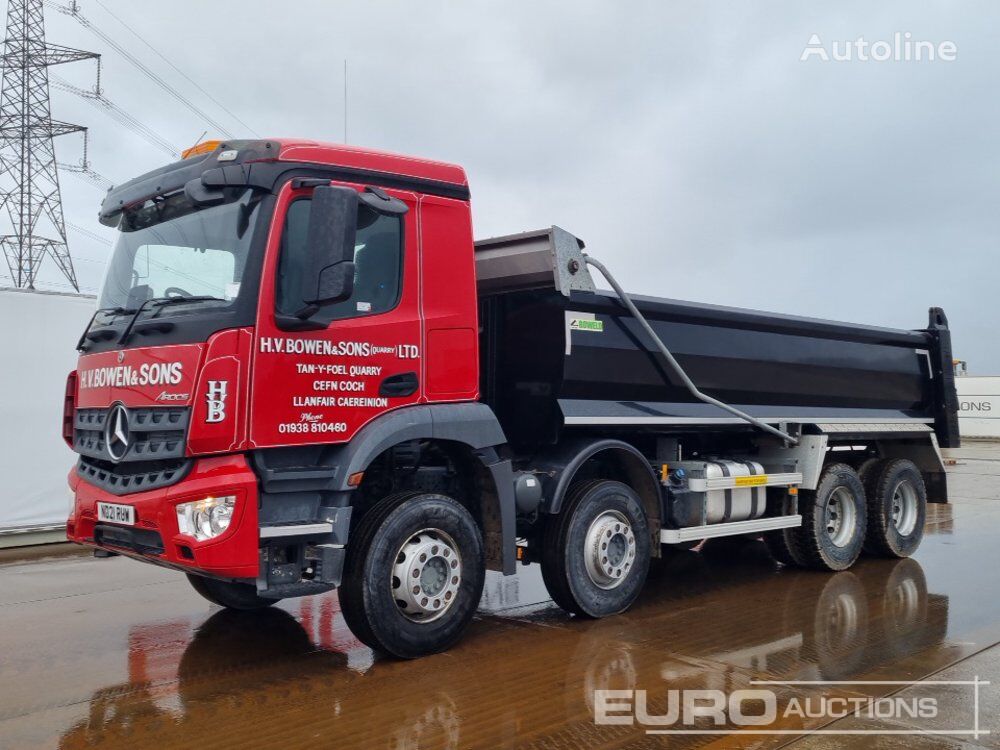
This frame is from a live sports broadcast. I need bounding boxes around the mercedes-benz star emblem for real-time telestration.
[105,404,130,462]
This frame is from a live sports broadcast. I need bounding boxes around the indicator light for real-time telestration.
[181,139,224,159]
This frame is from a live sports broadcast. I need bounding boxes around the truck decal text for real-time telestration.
[258,336,418,359]
[79,362,183,389]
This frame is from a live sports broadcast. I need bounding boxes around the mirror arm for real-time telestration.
[275,312,327,332]
[360,185,409,216]
[293,303,320,320]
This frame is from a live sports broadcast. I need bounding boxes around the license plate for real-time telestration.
[97,502,135,526]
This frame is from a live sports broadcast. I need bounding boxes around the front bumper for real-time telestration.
[67,454,260,579]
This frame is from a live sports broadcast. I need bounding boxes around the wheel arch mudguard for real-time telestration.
[533,438,662,553]
[333,403,517,574]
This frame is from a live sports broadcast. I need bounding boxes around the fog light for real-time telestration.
[176,495,236,541]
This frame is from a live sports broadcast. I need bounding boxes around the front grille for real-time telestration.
[74,406,190,463]
[78,456,192,496]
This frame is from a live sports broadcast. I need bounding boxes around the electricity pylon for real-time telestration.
[0,0,97,290]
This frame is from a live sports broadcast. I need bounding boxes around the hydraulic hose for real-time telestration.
[583,254,799,445]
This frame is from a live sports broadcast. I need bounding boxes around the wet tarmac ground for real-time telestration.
[2,446,1000,749]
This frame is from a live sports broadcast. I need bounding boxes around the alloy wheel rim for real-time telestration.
[825,487,857,548]
[584,510,637,590]
[890,480,919,536]
[391,528,462,622]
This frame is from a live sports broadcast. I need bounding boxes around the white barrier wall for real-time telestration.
[956,376,1000,439]
[0,288,96,532]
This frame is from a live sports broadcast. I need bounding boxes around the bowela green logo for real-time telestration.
[570,318,604,332]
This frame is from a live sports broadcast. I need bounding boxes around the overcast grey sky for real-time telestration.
[19,0,1000,370]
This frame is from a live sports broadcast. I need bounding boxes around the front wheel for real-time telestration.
[541,480,651,618]
[338,491,485,659]
[186,573,277,610]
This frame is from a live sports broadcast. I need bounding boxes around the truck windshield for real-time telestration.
[98,189,260,313]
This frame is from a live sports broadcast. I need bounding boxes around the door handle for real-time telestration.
[379,372,419,397]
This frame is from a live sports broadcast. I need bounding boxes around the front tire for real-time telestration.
[541,480,651,618]
[338,491,485,659]
[789,463,867,571]
[186,573,276,610]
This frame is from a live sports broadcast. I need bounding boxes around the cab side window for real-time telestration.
[276,197,404,320]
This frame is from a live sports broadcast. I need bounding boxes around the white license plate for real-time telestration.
[97,502,135,526]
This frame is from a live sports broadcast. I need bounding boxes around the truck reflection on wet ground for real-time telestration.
[3,449,999,749]
[53,520,962,749]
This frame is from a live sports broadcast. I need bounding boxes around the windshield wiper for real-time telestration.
[118,295,225,346]
[76,307,130,351]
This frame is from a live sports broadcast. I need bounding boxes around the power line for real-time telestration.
[66,219,111,245]
[50,125,115,188]
[90,0,259,138]
[48,0,237,139]
[59,161,112,189]
[51,73,179,157]
[0,270,98,292]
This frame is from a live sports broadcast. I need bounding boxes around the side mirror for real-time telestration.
[298,186,358,318]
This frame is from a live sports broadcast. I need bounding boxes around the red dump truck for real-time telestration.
[65,139,958,657]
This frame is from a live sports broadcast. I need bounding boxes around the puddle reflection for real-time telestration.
[58,543,950,749]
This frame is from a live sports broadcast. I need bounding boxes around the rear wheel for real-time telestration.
[541,480,651,618]
[789,463,867,571]
[338,491,485,659]
[186,573,276,610]
[863,459,926,558]
[856,456,881,485]
[764,528,805,566]
[763,488,807,567]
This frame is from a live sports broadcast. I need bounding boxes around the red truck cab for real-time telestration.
[67,140,514,655]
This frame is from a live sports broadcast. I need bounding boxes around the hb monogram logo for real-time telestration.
[206,380,228,423]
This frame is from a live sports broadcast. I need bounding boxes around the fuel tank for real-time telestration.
[479,288,958,449]
[667,459,768,526]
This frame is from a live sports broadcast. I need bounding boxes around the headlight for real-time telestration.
[176,495,236,541]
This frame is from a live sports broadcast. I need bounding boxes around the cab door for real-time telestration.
[248,180,422,449]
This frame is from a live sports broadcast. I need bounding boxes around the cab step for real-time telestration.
[259,522,334,539]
